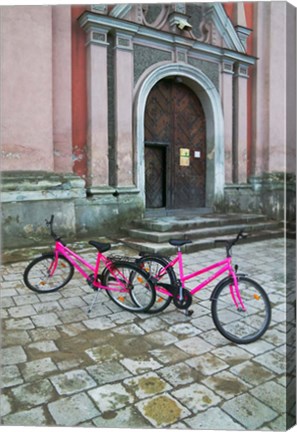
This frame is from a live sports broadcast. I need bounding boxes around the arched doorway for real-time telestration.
[134,63,225,211]
[144,78,206,209]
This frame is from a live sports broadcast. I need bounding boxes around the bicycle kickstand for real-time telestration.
[184,309,194,317]
[88,289,99,316]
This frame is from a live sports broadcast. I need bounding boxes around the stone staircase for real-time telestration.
[118,212,284,254]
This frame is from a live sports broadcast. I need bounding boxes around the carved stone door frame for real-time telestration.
[134,63,225,210]
[144,78,207,209]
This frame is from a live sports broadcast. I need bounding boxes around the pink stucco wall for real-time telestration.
[1,6,54,171]
[114,48,134,186]
[52,6,73,173]
[86,42,109,186]
[251,2,295,176]
[267,2,286,173]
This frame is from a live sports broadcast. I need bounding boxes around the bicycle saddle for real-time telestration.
[169,239,192,247]
[89,241,111,253]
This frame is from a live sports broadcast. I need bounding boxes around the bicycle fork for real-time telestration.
[229,269,246,312]
[48,250,60,277]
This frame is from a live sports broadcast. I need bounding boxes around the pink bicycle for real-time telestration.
[137,231,271,344]
[23,216,156,314]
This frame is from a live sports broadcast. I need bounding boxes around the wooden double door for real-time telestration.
[145,79,206,209]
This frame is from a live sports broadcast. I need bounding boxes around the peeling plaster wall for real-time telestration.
[1,4,295,250]
[1,7,54,171]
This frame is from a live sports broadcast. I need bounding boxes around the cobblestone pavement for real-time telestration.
[1,238,295,430]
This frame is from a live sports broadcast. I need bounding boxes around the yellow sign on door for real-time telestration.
[180,148,190,166]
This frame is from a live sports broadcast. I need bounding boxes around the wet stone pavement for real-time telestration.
[1,238,295,430]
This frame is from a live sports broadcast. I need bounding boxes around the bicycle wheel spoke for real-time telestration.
[103,262,155,312]
[138,257,175,313]
[212,276,271,344]
[24,253,74,293]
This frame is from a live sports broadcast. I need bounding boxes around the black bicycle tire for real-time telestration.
[102,261,156,313]
[211,275,271,344]
[137,255,177,313]
[23,253,74,293]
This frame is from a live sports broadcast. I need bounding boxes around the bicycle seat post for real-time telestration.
[177,247,185,300]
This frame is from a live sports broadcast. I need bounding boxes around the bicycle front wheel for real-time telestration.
[103,262,156,313]
[23,253,74,293]
[211,276,271,344]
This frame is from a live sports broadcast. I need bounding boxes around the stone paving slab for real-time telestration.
[1,238,295,430]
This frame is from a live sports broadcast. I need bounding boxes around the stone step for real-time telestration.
[125,221,282,244]
[119,227,284,255]
[119,212,284,254]
[132,213,269,233]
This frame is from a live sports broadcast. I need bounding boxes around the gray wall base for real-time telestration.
[1,172,143,249]
[217,173,296,222]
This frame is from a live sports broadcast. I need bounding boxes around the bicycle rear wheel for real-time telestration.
[137,256,176,313]
[102,262,156,312]
[211,276,271,344]
[23,253,74,293]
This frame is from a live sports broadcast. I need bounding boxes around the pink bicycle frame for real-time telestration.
[51,241,127,292]
[157,250,246,310]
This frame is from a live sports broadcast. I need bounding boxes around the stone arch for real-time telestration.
[134,62,224,209]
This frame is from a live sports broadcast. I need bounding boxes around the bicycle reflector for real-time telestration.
[254,293,261,300]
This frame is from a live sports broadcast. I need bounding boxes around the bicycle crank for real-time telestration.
[173,289,192,310]
[87,274,101,291]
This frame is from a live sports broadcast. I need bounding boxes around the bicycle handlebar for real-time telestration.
[214,229,248,257]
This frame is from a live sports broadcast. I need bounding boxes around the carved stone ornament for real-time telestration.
[140,3,199,38]
[141,4,170,29]
[90,3,247,52]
